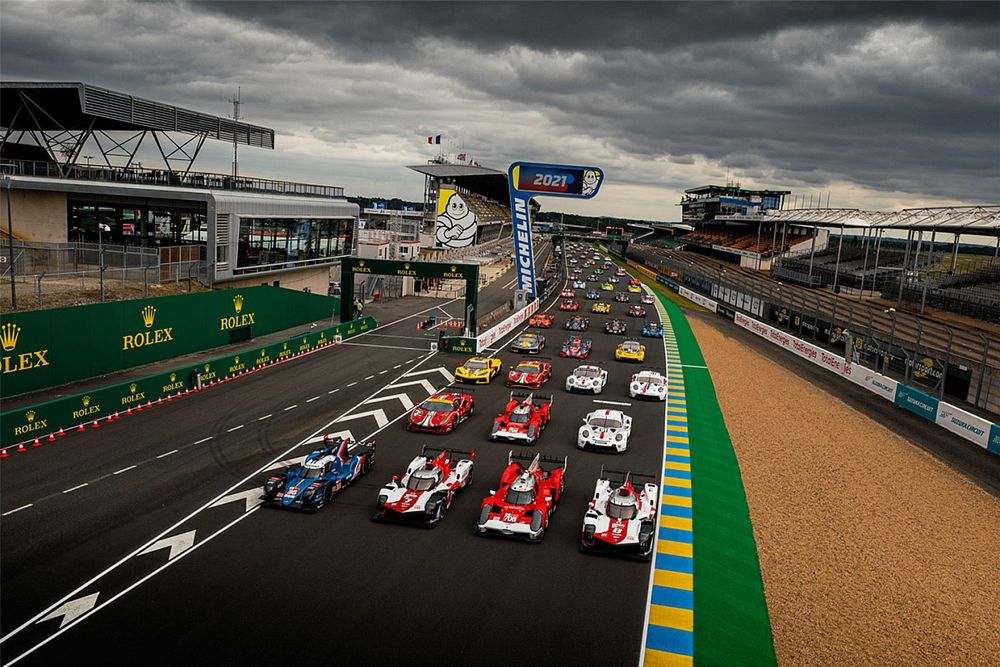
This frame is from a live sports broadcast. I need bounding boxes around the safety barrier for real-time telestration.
[615,251,1000,456]
[0,316,376,452]
[439,299,540,355]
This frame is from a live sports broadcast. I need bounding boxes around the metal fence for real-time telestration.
[626,244,1000,416]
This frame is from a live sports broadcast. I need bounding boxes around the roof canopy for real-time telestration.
[717,206,1000,235]
[408,163,509,205]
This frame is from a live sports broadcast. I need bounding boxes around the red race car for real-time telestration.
[528,312,554,328]
[374,446,476,526]
[406,389,475,434]
[506,359,552,389]
[628,278,641,286]
[475,451,567,542]
[559,289,576,298]
[559,299,580,312]
[489,391,553,445]
[627,305,647,317]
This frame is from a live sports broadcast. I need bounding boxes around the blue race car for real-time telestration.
[641,321,663,337]
[585,290,601,300]
[263,436,375,512]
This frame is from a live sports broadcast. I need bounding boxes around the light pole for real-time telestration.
[885,307,896,373]
[98,222,111,302]
[3,174,15,309]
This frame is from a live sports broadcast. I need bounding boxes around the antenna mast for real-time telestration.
[230,87,241,179]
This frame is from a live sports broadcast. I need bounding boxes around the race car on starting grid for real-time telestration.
[600,282,613,291]
[559,288,575,298]
[629,370,668,400]
[579,467,657,560]
[455,356,502,384]
[263,436,375,512]
[628,283,643,294]
[506,359,553,389]
[628,278,641,286]
[406,388,475,433]
[510,332,545,354]
[578,409,633,453]
[604,319,627,335]
[559,299,580,312]
[374,445,475,527]
[614,292,630,303]
[608,276,620,284]
[627,305,647,317]
[615,339,646,362]
[475,451,567,542]
[563,315,588,332]
[572,280,586,289]
[591,302,612,314]
[641,294,655,304]
[528,312,554,328]
[642,321,663,337]
[585,290,601,300]
[489,391,553,445]
[560,336,593,359]
[565,363,608,394]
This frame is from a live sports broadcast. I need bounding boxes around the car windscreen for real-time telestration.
[299,467,323,479]
[509,410,530,423]
[607,499,638,520]
[634,374,663,385]
[575,367,601,378]
[504,489,534,505]
[514,364,538,373]
[465,360,488,370]
[588,417,622,429]
[406,474,437,491]
[420,400,452,412]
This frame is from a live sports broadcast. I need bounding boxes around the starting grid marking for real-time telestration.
[643,287,694,667]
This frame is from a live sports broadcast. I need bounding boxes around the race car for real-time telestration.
[591,301,611,314]
[585,290,600,300]
[565,364,608,394]
[263,436,375,511]
[511,332,545,354]
[560,289,575,298]
[614,292,630,303]
[616,268,627,276]
[628,278,641,286]
[560,336,593,359]
[580,467,658,560]
[475,451,566,542]
[629,370,668,400]
[587,275,599,282]
[600,282,613,291]
[628,284,643,293]
[559,299,580,312]
[604,319,627,335]
[506,359,553,389]
[608,276,620,284]
[528,312,554,328]
[641,294,655,304]
[627,305,647,318]
[577,409,633,453]
[455,356,502,384]
[407,388,475,433]
[594,268,604,275]
[374,446,475,526]
[572,280,586,289]
[642,321,663,337]
[489,391,553,445]
[615,339,646,362]
[564,315,590,331]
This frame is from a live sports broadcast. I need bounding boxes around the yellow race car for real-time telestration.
[454,356,501,384]
[615,339,646,362]
[591,301,612,314]
[627,284,642,293]
[600,282,614,291]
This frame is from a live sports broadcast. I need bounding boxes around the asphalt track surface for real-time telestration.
[1,243,667,666]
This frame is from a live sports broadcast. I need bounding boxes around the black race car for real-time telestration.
[614,293,630,303]
[565,315,590,332]
[604,319,627,335]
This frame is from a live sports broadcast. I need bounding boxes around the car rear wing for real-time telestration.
[509,450,568,472]
[509,390,554,406]
[421,444,476,461]
[599,465,655,485]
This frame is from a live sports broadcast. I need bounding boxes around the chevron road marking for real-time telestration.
[363,393,415,410]
[384,378,438,395]
[335,408,389,429]
[403,366,455,382]
[139,530,196,561]
[210,489,264,513]
[36,594,99,629]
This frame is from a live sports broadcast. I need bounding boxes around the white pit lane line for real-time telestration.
[2,504,33,517]
[61,483,88,494]
[112,465,137,476]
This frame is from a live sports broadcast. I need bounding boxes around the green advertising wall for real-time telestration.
[0,286,340,398]
[0,316,375,448]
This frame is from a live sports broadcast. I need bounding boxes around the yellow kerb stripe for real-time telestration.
[662,494,692,507]
[644,648,693,667]
[660,515,692,531]
[665,461,691,472]
[654,569,693,591]
[648,604,694,632]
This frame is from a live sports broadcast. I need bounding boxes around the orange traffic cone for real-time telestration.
[47,433,56,442]
[77,423,86,432]
[91,419,100,428]
[1,448,8,458]
[57,427,66,436]
[16,442,27,453]
[33,437,42,447]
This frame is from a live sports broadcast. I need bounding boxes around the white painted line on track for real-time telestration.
[593,399,633,407]
[378,370,388,375]
[306,396,319,403]
[112,465,137,475]
[327,389,339,394]
[364,375,375,380]
[62,483,88,494]
[2,504,33,517]
[344,342,428,351]
[283,405,297,411]
[393,364,402,369]
[405,359,414,363]
[194,436,212,445]
[346,382,357,387]
[226,424,245,433]
[156,449,178,459]
[257,414,272,421]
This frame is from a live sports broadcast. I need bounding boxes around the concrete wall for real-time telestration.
[0,189,68,242]
[219,265,330,295]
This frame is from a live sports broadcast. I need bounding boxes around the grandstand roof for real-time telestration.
[1,82,274,148]
[408,162,508,205]
[685,184,791,196]
[718,206,1000,235]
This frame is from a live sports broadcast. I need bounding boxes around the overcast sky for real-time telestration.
[2,1,997,220]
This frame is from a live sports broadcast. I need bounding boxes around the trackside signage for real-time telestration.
[476,299,541,351]
[0,316,375,449]
[894,384,939,421]
[678,286,718,313]
[935,403,992,450]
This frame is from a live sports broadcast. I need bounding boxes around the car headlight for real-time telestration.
[615,434,623,442]
[582,429,590,438]
[302,487,316,501]
[377,494,388,508]
[631,383,639,390]
[583,524,596,542]
[568,377,576,384]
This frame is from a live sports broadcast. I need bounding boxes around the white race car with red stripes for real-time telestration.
[564,364,608,394]
[577,409,632,453]
[628,370,667,400]
[374,446,475,526]
[580,468,658,560]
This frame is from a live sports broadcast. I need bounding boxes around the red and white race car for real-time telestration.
[560,288,576,298]
[627,305,647,317]
[489,391,552,445]
[559,299,580,312]
[580,467,657,560]
[528,312,554,328]
[475,451,566,542]
[628,277,641,286]
[406,389,475,434]
[506,359,552,389]
[374,446,475,526]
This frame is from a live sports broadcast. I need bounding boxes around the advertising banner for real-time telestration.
[935,403,993,450]
[678,286,718,313]
[434,187,478,248]
[476,299,540,350]
[990,424,1000,455]
[894,384,940,421]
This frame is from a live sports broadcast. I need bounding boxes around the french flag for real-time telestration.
[427,134,442,144]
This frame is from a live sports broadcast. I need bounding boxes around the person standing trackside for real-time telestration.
[353,297,364,319]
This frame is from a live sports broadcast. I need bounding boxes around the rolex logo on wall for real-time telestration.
[1,323,20,352]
